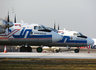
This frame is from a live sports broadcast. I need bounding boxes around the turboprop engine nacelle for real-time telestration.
[0,19,14,29]
[0,20,7,29]
[0,19,14,34]
[0,26,5,34]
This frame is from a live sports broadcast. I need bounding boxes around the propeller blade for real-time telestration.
[8,27,9,33]
[14,14,16,23]
[58,24,59,30]
[7,11,10,33]
[54,23,56,29]
[7,11,9,22]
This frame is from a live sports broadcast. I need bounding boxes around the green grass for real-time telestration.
[0,58,96,70]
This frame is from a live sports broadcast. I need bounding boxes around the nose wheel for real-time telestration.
[36,47,43,53]
[74,49,79,53]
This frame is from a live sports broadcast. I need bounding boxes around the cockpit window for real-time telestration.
[77,32,87,38]
[79,32,83,36]
[41,25,46,29]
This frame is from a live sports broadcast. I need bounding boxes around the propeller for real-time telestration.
[6,11,14,33]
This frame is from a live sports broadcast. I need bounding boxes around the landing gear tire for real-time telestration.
[37,47,42,53]
[74,49,79,53]
[20,46,26,52]
[26,47,32,52]
[56,50,60,53]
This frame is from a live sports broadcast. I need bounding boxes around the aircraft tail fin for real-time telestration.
[21,20,24,23]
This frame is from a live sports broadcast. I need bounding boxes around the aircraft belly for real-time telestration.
[52,42,87,47]
[51,43,87,47]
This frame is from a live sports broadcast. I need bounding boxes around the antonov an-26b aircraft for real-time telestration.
[0,12,94,53]
[0,13,62,52]
[42,28,94,53]
[46,25,94,53]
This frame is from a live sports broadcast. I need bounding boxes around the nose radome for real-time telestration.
[52,31,62,43]
[87,37,94,46]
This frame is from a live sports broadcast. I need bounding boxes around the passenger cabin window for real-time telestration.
[30,31,33,35]
[34,26,38,30]
[73,33,77,36]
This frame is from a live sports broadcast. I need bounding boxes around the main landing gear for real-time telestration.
[20,45,43,53]
[20,45,32,52]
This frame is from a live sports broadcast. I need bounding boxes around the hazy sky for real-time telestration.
[0,0,96,38]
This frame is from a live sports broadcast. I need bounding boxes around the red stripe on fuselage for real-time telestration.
[0,29,20,37]
[0,37,8,39]
[8,29,20,38]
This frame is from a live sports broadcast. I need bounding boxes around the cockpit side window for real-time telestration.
[38,26,42,29]
[34,26,43,30]
[34,25,51,32]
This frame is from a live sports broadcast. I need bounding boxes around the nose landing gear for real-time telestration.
[74,49,79,53]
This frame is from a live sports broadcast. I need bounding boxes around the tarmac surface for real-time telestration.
[0,52,96,59]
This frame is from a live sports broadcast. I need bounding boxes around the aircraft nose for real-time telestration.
[87,37,94,46]
[52,31,62,43]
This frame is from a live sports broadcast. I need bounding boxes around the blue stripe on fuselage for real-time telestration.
[9,28,52,38]
[57,36,87,43]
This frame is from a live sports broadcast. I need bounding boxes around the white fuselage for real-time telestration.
[0,23,62,46]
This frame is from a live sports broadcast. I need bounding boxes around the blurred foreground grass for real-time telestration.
[0,58,96,70]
